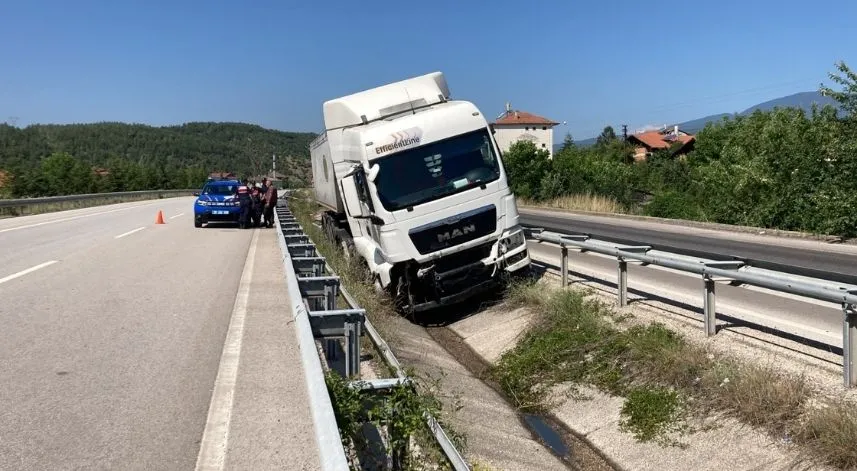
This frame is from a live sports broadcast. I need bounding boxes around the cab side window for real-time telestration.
[354,170,375,213]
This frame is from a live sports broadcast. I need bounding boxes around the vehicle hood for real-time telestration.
[196,194,238,203]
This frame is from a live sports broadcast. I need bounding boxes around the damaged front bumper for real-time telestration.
[406,228,531,313]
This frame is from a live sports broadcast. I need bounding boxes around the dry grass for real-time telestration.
[518,193,629,214]
[797,399,857,469]
[495,279,857,468]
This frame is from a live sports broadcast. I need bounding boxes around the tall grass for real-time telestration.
[518,193,629,214]
[495,280,857,468]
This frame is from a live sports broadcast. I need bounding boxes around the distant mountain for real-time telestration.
[743,91,838,115]
[556,91,841,152]
[675,113,733,134]
[677,91,839,134]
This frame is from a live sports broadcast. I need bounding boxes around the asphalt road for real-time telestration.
[0,197,254,470]
[519,208,857,285]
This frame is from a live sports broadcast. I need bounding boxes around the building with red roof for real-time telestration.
[626,125,696,162]
[492,103,560,158]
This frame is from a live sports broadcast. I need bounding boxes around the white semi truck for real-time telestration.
[309,71,531,313]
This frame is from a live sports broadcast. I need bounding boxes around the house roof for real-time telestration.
[493,110,559,126]
[628,130,695,150]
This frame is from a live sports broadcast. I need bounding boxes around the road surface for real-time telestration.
[0,198,319,470]
[519,207,857,285]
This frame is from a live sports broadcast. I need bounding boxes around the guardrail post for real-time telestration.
[703,275,716,336]
[561,243,568,287]
[844,303,857,388]
[618,258,628,307]
[325,282,339,363]
[345,321,361,377]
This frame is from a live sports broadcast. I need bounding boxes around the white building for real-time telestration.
[492,104,559,158]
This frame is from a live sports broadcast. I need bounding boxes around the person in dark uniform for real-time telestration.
[237,185,251,229]
[263,181,278,228]
[250,187,263,227]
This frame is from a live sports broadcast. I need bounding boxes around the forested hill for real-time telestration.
[0,122,316,197]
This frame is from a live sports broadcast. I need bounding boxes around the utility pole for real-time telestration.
[621,124,628,141]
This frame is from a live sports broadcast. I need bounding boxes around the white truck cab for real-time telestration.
[310,72,530,313]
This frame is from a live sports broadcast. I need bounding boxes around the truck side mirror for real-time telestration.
[367,164,380,183]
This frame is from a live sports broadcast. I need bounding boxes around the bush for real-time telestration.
[643,191,704,220]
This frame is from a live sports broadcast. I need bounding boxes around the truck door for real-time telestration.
[354,169,382,243]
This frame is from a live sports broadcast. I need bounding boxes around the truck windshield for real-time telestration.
[373,129,501,211]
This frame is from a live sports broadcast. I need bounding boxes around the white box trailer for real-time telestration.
[309,72,531,313]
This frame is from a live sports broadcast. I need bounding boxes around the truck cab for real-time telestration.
[310,72,531,313]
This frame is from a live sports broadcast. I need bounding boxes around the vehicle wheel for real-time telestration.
[194,220,202,228]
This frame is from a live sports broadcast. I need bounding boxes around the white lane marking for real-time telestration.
[114,226,146,239]
[170,213,185,219]
[0,261,59,285]
[0,202,167,234]
[194,229,259,471]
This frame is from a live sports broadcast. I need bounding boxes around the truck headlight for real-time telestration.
[503,230,526,250]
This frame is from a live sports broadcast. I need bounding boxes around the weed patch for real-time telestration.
[619,386,688,446]
[492,279,857,467]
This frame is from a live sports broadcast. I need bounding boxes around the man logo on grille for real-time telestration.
[436,224,476,243]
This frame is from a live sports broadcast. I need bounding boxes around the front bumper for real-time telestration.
[195,206,241,222]
[405,227,531,313]
[411,278,500,313]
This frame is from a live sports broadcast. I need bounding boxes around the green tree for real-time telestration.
[820,60,857,120]
[596,126,617,146]
[502,140,552,200]
[560,132,576,152]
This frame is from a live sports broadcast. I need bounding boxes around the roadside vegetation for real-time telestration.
[288,191,468,471]
[504,61,857,238]
[0,122,314,198]
[492,279,857,468]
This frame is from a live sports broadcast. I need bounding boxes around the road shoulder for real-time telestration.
[222,228,321,470]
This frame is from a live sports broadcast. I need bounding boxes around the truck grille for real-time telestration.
[408,204,497,255]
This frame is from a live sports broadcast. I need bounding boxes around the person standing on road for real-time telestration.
[250,186,263,227]
[263,181,278,228]
[237,185,251,229]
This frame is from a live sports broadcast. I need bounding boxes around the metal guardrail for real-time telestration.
[275,206,349,470]
[274,201,469,470]
[0,189,196,216]
[526,227,857,388]
[520,213,857,287]
[0,189,195,207]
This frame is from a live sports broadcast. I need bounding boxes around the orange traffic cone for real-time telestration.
[155,210,165,224]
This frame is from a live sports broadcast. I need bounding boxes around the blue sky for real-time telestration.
[2,0,855,140]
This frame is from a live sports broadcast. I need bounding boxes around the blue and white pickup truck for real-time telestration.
[193,179,242,227]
